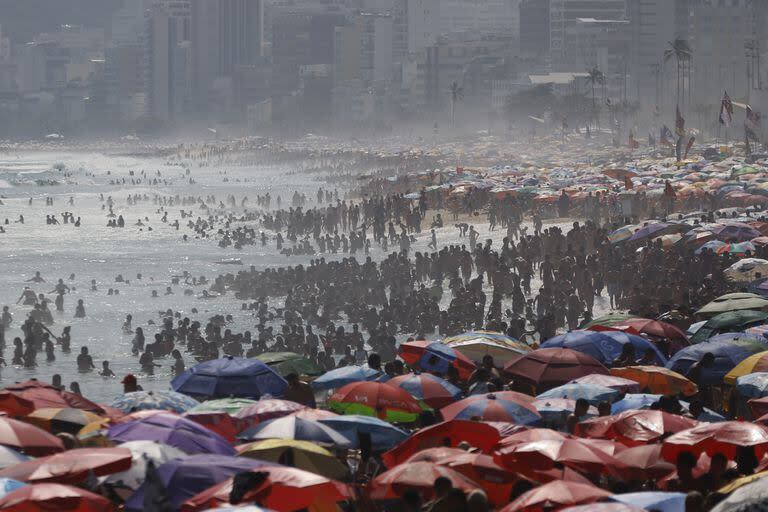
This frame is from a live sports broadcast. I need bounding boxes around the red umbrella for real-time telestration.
[570,374,641,394]
[520,466,594,486]
[614,318,689,350]
[748,396,768,419]
[495,438,626,478]
[0,381,105,415]
[613,444,676,481]
[368,461,480,501]
[440,392,540,423]
[233,399,307,428]
[577,410,699,446]
[385,373,461,409]
[0,417,64,456]
[0,447,132,485]
[662,421,768,461]
[501,480,612,512]
[183,412,239,443]
[563,505,645,512]
[0,483,112,511]
[504,348,609,391]
[405,447,467,463]
[180,466,351,511]
[495,427,574,449]
[328,382,422,422]
[382,420,502,468]
[438,452,517,506]
[397,340,476,380]
[0,393,35,417]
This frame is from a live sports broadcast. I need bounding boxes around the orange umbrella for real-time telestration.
[662,421,768,461]
[0,483,112,511]
[502,480,612,512]
[577,410,699,446]
[368,461,480,501]
[0,417,64,456]
[0,381,105,415]
[0,447,132,485]
[610,366,698,396]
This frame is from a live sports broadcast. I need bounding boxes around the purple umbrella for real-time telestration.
[712,223,762,242]
[107,413,235,456]
[124,454,275,511]
[628,222,673,242]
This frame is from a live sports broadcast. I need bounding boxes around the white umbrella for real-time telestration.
[102,440,187,496]
[0,446,29,469]
[711,476,768,512]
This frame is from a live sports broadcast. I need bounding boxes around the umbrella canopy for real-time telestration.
[0,447,132,485]
[696,293,768,316]
[725,352,768,385]
[533,398,598,427]
[611,492,686,512]
[110,391,200,414]
[536,383,621,406]
[0,381,105,416]
[188,398,258,416]
[736,373,768,398]
[494,438,624,477]
[725,258,768,282]
[662,421,768,460]
[502,481,612,512]
[504,348,610,391]
[613,444,676,481]
[384,373,462,409]
[443,330,532,364]
[180,465,351,511]
[24,408,104,436]
[318,415,409,451]
[0,479,24,499]
[310,365,380,392]
[328,382,421,423]
[382,420,502,468]
[667,336,768,384]
[0,417,64,456]
[368,461,479,501]
[440,392,541,424]
[255,352,323,377]
[103,440,187,493]
[236,439,347,479]
[233,399,307,428]
[107,412,235,455]
[171,357,287,399]
[562,505,644,512]
[582,313,635,330]
[398,340,477,380]
[0,483,112,512]
[125,455,274,512]
[690,310,768,343]
[577,410,698,446]
[611,366,698,396]
[711,477,768,512]
[613,319,689,346]
[236,416,351,448]
[0,447,29,470]
[541,330,667,366]
[611,393,663,414]
[571,374,641,394]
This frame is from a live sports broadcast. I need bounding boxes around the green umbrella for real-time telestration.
[256,352,324,377]
[696,293,768,317]
[690,310,768,344]
[187,397,258,415]
[581,312,634,330]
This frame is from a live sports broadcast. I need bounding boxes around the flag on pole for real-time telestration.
[746,106,762,142]
[719,91,734,127]
[675,106,686,137]
[660,125,674,147]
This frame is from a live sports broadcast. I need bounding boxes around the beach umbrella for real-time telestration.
[609,225,638,244]
[233,399,307,428]
[613,444,676,481]
[717,241,757,256]
[749,396,768,418]
[0,395,34,417]
[255,352,323,377]
[562,505,644,512]
[712,223,762,242]
[236,439,347,479]
[725,258,768,282]
[408,340,479,378]
[711,477,768,512]
[125,455,274,512]
[611,366,698,396]
[368,461,479,501]
[384,373,462,409]
[328,382,421,423]
[318,415,408,451]
[504,348,610,391]
[107,412,235,455]
[0,447,132,485]
[405,447,467,462]
[613,318,689,347]
[577,410,698,446]
[749,278,768,298]
[735,373,768,398]
[725,352,768,385]
[571,374,641,394]
[610,393,663,414]
[236,416,351,448]
[666,336,768,384]
[536,383,621,406]
[187,398,258,416]
[541,330,667,366]
[689,310,768,343]
[611,492,686,512]
[171,356,287,399]
[0,447,29,470]
[310,365,380,391]
[24,408,104,436]
[440,392,540,424]
[662,421,768,461]
[502,481,612,512]
[696,293,768,316]
[0,417,63,456]
[0,380,105,415]
[110,390,201,414]
[102,441,187,494]
[288,409,338,421]
[432,451,516,506]
[443,330,531,364]
[495,428,574,450]
[0,479,24,499]
[628,222,682,242]
[180,465,351,512]
[582,313,635,330]
[0,483,112,512]
[382,420,502,467]
[494,438,624,477]
[533,398,598,427]
[185,411,240,443]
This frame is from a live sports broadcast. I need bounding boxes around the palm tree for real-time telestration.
[663,38,692,108]
[585,67,605,128]
[449,81,464,128]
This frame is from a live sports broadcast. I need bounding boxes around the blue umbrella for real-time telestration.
[749,278,768,297]
[419,342,463,375]
[0,478,25,498]
[532,398,597,427]
[311,365,380,391]
[541,330,667,366]
[628,222,674,242]
[736,372,768,398]
[695,240,726,254]
[0,446,29,470]
[171,356,287,399]
[319,415,409,451]
[108,413,236,455]
[611,491,686,512]
[536,383,621,406]
[666,335,768,384]
[125,454,276,511]
[236,416,351,448]
[110,390,201,414]
[611,393,662,414]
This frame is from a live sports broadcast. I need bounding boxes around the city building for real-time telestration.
[439,0,519,37]
[519,0,549,57]
[548,0,626,66]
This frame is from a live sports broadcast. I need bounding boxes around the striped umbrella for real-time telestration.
[384,373,462,409]
[329,382,422,423]
[444,331,531,365]
[440,392,540,424]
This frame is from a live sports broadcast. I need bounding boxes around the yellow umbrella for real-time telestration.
[718,469,768,495]
[611,366,698,396]
[25,408,104,434]
[237,439,348,479]
[76,419,113,447]
[724,351,768,386]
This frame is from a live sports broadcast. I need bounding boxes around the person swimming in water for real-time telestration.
[76,347,95,372]
[74,299,86,318]
[16,287,37,306]
[100,361,115,377]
